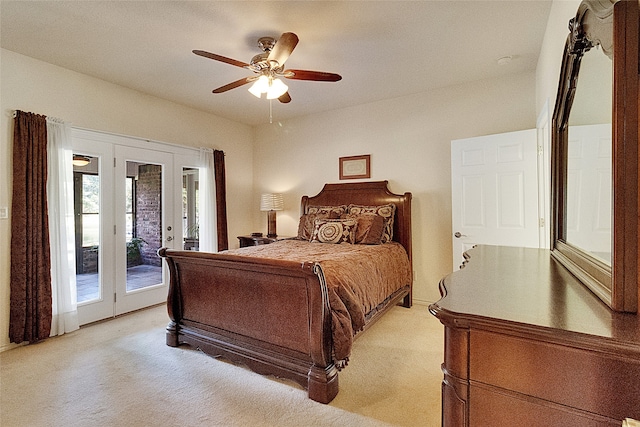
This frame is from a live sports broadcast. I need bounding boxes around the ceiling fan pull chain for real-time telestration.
[269,99,273,124]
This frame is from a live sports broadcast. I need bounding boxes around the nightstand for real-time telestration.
[237,235,291,248]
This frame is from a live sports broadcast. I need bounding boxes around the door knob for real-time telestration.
[454,232,467,238]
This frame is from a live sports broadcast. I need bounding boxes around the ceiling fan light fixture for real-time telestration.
[248,75,288,99]
[248,75,270,98]
[266,78,288,99]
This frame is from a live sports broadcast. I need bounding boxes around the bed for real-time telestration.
[158,180,412,403]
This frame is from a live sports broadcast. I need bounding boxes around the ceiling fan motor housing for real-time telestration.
[250,53,270,71]
[257,36,276,52]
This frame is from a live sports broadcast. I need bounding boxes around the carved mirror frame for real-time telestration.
[551,0,639,312]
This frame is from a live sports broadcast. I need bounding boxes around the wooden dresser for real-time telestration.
[429,245,640,426]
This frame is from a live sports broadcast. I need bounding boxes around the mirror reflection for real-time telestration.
[566,46,612,264]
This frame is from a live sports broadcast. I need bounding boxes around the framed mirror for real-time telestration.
[551,0,639,312]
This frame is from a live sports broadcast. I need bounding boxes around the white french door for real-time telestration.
[113,145,174,315]
[72,129,198,325]
[71,138,114,324]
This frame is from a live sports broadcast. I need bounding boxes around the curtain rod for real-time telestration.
[9,110,220,153]
[72,125,214,153]
[9,109,63,122]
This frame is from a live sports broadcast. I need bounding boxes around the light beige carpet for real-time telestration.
[1,304,443,426]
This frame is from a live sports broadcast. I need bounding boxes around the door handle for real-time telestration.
[454,232,467,238]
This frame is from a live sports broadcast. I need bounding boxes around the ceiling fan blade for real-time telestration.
[278,92,292,103]
[212,77,253,93]
[268,32,299,68]
[283,69,342,82]
[193,50,250,68]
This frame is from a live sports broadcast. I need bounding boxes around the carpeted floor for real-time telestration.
[0,304,443,426]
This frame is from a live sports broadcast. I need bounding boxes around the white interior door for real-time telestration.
[566,123,612,262]
[451,129,540,270]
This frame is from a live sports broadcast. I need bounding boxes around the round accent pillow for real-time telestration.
[311,218,357,244]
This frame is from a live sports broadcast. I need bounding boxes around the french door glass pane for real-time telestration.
[182,168,199,251]
[126,161,163,292]
[125,177,134,241]
[81,214,99,247]
[82,174,100,246]
[74,155,101,304]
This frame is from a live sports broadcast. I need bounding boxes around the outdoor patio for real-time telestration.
[76,264,163,303]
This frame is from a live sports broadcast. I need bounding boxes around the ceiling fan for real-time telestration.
[193,32,342,103]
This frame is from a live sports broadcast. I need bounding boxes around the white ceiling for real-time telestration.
[1,1,552,126]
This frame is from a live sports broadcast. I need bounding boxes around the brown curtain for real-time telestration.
[9,111,52,344]
[214,150,228,251]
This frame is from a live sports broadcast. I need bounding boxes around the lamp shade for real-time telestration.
[260,193,284,211]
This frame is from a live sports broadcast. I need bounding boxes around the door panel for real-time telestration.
[114,146,173,316]
[566,124,612,263]
[72,139,115,325]
[462,175,485,227]
[497,172,525,228]
[451,130,540,270]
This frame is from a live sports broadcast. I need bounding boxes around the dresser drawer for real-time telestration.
[469,329,640,421]
[469,382,619,427]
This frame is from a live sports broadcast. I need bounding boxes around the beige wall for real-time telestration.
[0,49,254,351]
[536,0,581,113]
[252,72,537,305]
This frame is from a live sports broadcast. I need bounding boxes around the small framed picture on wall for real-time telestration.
[339,155,371,180]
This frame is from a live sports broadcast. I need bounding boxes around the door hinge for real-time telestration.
[114,157,116,167]
[114,225,117,235]
[537,145,544,155]
[539,217,545,228]
[114,292,117,303]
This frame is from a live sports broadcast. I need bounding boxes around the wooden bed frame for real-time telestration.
[158,181,412,403]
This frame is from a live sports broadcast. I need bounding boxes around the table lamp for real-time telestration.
[260,193,284,238]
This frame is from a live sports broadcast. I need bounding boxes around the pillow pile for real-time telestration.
[296,203,396,244]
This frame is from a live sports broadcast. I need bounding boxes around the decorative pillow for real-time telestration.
[310,218,357,244]
[347,204,396,243]
[296,207,345,240]
[296,213,328,240]
[342,213,385,245]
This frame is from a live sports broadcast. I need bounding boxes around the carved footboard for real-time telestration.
[158,248,339,403]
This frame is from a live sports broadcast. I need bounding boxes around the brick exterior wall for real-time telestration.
[135,164,162,267]
[82,247,98,273]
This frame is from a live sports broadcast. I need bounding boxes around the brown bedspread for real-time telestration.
[223,239,412,363]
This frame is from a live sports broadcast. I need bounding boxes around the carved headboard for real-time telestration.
[300,181,412,264]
